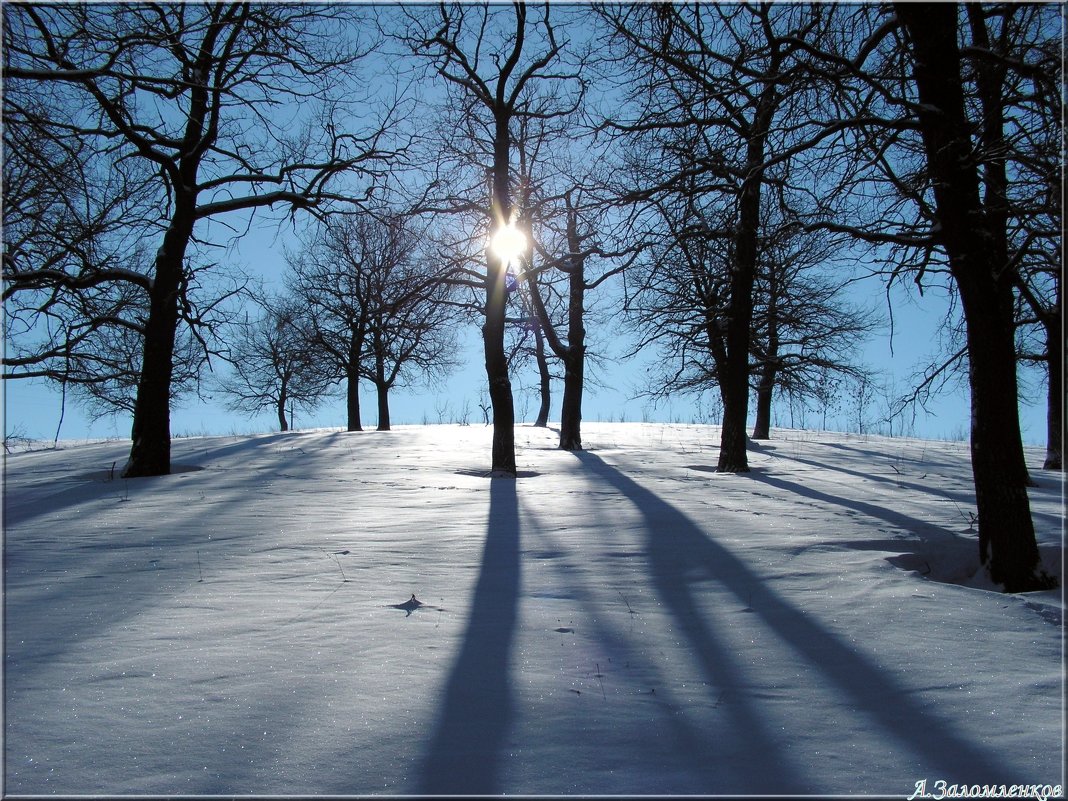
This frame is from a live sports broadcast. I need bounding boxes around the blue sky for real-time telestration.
[2,216,1050,447]
[1,6,1052,450]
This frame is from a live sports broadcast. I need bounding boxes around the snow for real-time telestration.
[2,423,1064,795]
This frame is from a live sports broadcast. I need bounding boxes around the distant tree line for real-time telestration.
[3,3,1059,591]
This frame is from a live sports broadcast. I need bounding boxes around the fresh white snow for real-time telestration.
[2,423,1064,795]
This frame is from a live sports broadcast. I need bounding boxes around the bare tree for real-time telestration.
[794,4,1058,590]
[217,297,329,432]
[602,3,836,471]
[3,3,402,476]
[287,213,458,432]
[749,216,880,440]
[892,3,1057,590]
[397,2,581,475]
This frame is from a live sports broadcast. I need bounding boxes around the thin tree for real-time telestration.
[217,297,329,432]
[398,2,579,475]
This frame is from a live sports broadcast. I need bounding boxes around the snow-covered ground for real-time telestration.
[2,423,1063,796]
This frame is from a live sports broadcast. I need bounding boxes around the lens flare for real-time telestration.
[489,223,527,266]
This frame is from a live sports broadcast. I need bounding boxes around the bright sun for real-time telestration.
[489,222,527,266]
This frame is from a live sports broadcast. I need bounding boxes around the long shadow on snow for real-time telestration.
[3,438,337,672]
[762,446,978,507]
[520,504,757,793]
[747,470,982,567]
[417,477,520,794]
[575,451,1019,785]
[2,432,307,529]
[763,446,1065,532]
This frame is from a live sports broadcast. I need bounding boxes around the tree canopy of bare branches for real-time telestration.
[3,2,405,476]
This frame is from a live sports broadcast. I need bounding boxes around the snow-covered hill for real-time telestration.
[2,423,1063,795]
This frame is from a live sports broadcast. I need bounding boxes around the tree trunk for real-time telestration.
[1044,324,1062,470]
[533,324,550,428]
[122,209,190,478]
[896,2,1053,592]
[752,369,775,440]
[558,209,587,451]
[559,350,584,451]
[752,252,780,441]
[277,396,289,432]
[346,330,363,432]
[375,385,390,431]
[486,116,516,476]
[716,46,779,472]
[717,182,759,471]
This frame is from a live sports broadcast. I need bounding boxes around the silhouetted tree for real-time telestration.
[217,297,330,432]
[3,3,401,476]
[398,2,581,475]
[602,3,836,471]
[288,213,458,432]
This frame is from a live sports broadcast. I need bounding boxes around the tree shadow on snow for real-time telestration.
[574,451,1021,788]
[417,477,520,794]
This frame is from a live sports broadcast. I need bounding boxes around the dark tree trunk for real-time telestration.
[533,324,550,428]
[716,43,780,472]
[525,198,587,451]
[752,256,780,441]
[717,176,760,471]
[376,385,390,431]
[559,350,584,451]
[558,210,587,451]
[277,385,289,432]
[373,353,391,431]
[486,116,516,476]
[896,2,1053,592]
[346,329,363,432]
[122,209,191,478]
[752,369,775,440]
[1044,324,1062,470]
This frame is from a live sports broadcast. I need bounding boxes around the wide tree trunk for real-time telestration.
[122,209,191,478]
[484,283,516,474]
[376,382,391,432]
[533,324,550,428]
[717,185,759,471]
[896,2,1053,592]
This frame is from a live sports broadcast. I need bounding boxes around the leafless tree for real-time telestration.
[287,213,459,432]
[3,3,403,476]
[395,2,583,475]
[216,296,330,432]
[601,3,838,471]
[792,3,1058,591]
[749,215,881,440]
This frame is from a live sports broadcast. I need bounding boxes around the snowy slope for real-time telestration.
[2,423,1063,796]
